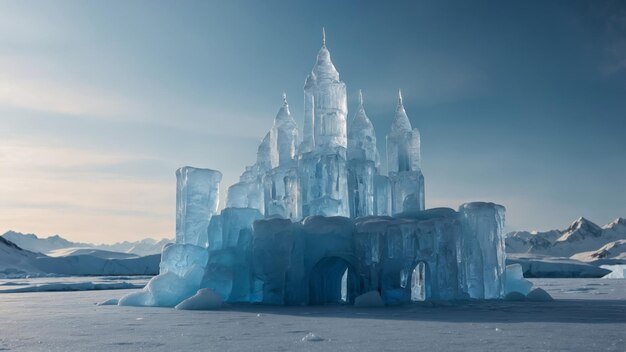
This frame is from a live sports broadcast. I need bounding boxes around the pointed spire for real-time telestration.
[391,88,412,133]
[322,27,326,47]
[282,91,288,106]
[358,89,363,106]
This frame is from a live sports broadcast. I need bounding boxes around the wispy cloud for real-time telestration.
[0,140,173,242]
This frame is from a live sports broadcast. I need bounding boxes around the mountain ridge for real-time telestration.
[506,217,626,260]
[2,230,172,257]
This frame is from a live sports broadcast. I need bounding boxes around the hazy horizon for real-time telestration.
[1,1,625,244]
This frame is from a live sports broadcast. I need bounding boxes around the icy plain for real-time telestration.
[0,278,624,352]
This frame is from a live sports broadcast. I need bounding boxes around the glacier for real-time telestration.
[120,30,516,308]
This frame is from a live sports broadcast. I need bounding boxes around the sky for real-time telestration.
[0,0,625,244]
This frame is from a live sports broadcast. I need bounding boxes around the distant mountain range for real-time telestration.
[1,231,172,257]
[506,217,626,264]
[0,236,160,278]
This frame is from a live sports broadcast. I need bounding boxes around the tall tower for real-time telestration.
[301,28,348,153]
[347,90,379,218]
[264,94,301,220]
[271,93,299,167]
[298,29,350,217]
[386,90,425,214]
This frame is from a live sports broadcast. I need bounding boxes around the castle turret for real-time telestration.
[257,131,273,170]
[348,90,380,166]
[271,93,299,167]
[386,90,425,214]
[347,90,379,218]
[302,28,348,153]
[387,90,421,173]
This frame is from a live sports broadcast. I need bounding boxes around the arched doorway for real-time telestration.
[410,261,429,301]
[309,256,359,305]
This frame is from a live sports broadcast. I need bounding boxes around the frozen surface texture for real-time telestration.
[2,280,626,352]
[176,167,222,247]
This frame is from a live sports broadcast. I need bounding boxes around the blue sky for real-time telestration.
[0,0,624,243]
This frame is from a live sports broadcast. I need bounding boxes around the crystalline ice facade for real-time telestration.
[271,93,299,166]
[387,90,425,215]
[263,166,300,219]
[347,91,379,218]
[374,175,392,216]
[299,148,349,217]
[176,167,222,247]
[122,31,512,309]
[347,90,380,166]
[119,243,209,308]
[303,30,348,153]
[504,263,533,295]
[459,202,507,299]
[225,132,273,213]
[347,160,376,218]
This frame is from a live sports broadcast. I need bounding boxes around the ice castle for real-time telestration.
[120,31,509,308]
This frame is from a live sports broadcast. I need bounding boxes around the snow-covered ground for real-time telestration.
[0,279,624,352]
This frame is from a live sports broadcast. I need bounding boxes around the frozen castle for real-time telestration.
[120,31,511,308]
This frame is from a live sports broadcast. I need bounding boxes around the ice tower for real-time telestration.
[386,90,425,214]
[347,90,379,218]
[263,94,300,219]
[299,29,350,217]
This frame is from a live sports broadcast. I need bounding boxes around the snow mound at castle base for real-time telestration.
[119,243,210,308]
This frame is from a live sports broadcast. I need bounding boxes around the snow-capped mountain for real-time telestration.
[46,248,140,260]
[506,217,626,258]
[0,237,44,276]
[571,240,626,262]
[0,236,160,278]
[2,231,172,257]
[1,231,78,254]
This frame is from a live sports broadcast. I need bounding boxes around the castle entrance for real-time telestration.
[309,256,358,305]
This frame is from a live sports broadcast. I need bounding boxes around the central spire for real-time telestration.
[312,28,339,82]
[391,88,412,133]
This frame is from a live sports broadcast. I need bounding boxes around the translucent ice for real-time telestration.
[346,91,378,218]
[159,243,209,277]
[386,90,421,174]
[386,90,425,214]
[459,202,507,299]
[175,288,223,310]
[124,31,513,309]
[118,266,205,307]
[176,167,222,247]
[303,30,348,152]
[271,93,299,167]
[504,263,533,295]
[347,90,379,166]
[299,150,349,217]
